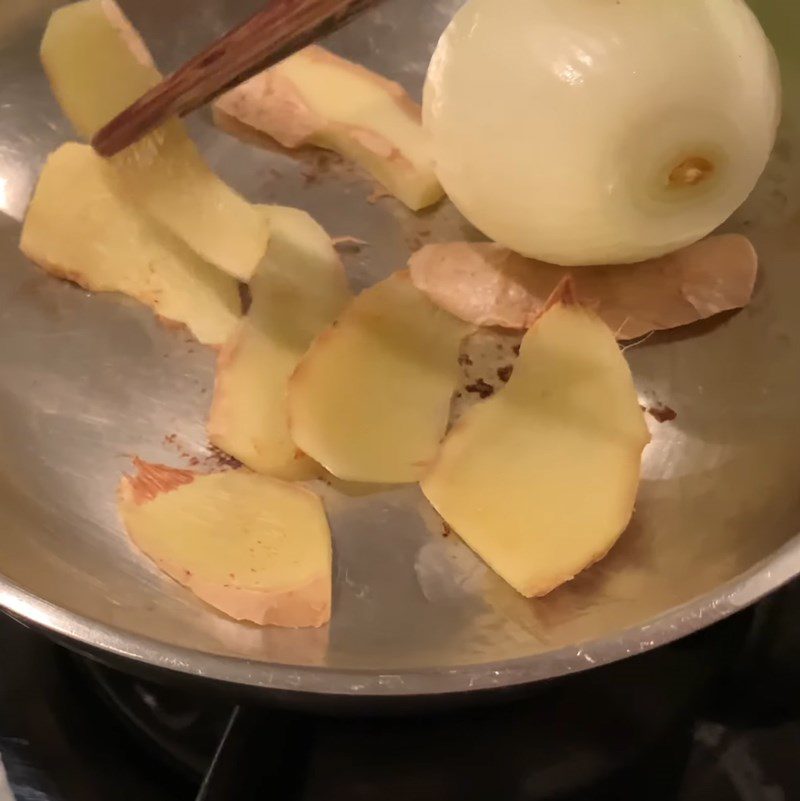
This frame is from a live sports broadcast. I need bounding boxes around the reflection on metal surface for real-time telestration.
[0,0,797,697]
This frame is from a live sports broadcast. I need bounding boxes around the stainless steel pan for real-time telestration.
[0,0,799,703]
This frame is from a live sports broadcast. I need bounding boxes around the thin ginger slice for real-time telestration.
[422,285,650,598]
[288,271,473,484]
[40,0,269,281]
[20,143,240,347]
[214,45,444,211]
[118,460,332,628]
[409,235,757,339]
[208,206,351,480]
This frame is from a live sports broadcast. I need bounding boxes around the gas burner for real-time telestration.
[76,657,230,779]
[31,610,750,801]
[1,582,799,801]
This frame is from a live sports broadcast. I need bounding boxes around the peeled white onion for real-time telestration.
[423,0,782,266]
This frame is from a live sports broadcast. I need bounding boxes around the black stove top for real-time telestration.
[2,581,799,801]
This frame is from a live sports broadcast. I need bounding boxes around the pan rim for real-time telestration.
[1,533,798,697]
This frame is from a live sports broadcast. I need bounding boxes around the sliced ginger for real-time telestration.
[118,460,332,627]
[288,271,473,483]
[40,0,269,281]
[409,236,758,339]
[40,0,157,136]
[422,284,650,598]
[21,143,241,347]
[208,206,351,479]
[214,45,444,211]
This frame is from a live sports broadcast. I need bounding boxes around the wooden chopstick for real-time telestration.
[91,0,383,157]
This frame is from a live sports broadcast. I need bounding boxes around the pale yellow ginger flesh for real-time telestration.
[208,206,351,480]
[118,460,332,628]
[40,0,269,281]
[422,288,650,598]
[288,271,473,483]
[409,235,758,339]
[214,45,444,211]
[20,143,241,347]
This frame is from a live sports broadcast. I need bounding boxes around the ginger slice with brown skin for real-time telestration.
[422,287,650,598]
[214,46,444,212]
[40,0,269,281]
[21,143,241,347]
[119,461,332,628]
[288,271,473,484]
[208,206,351,480]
